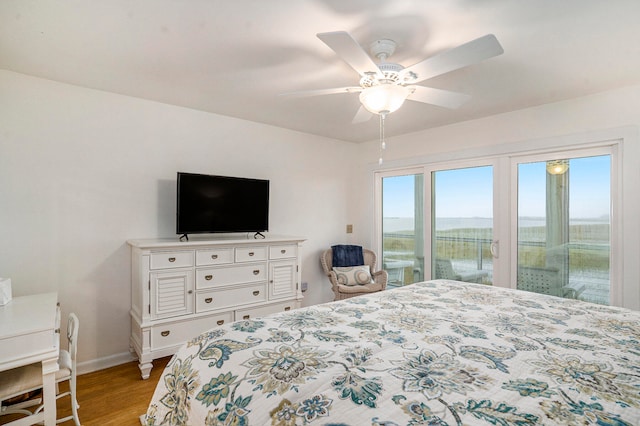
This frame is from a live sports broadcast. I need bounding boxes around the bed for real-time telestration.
[142,279,640,425]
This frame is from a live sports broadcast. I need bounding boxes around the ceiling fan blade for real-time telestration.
[407,86,471,109]
[280,86,362,98]
[351,105,373,124]
[317,31,383,78]
[401,34,503,84]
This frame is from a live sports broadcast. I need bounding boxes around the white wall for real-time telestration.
[352,84,640,310]
[0,70,354,371]
[4,69,639,373]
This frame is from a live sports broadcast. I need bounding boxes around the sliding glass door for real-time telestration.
[376,144,617,305]
[380,171,425,287]
[432,165,494,285]
[516,154,611,304]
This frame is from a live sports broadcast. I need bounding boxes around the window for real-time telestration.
[515,154,611,304]
[375,142,619,306]
[378,170,424,287]
[432,165,493,285]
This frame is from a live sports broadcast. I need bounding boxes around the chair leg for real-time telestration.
[69,375,80,426]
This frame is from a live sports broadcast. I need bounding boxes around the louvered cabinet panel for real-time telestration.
[150,269,194,319]
[269,260,297,300]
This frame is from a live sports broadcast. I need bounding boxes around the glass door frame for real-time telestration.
[373,141,623,305]
[508,144,621,304]
[374,158,504,285]
[424,157,503,283]
[373,166,425,285]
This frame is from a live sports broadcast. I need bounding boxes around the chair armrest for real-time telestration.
[327,271,340,290]
[562,284,586,299]
[372,270,388,290]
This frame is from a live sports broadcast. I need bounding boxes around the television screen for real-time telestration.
[176,172,269,236]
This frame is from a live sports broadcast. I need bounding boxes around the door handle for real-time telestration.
[490,240,499,258]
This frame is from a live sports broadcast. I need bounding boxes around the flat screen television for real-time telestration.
[176,172,269,237]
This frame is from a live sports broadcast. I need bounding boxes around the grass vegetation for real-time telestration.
[384,224,610,272]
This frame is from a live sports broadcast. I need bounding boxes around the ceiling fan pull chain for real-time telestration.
[378,113,386,165]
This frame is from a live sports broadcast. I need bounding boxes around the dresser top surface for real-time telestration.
[127,234,306,249]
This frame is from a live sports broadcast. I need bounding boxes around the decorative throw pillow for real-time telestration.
[332,265,373,286]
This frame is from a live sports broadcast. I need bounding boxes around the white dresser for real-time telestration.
[128,235,305,379]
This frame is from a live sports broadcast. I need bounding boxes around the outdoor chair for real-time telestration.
[434,258,488,284]
[517,265,584,299]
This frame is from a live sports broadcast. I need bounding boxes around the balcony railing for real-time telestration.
[382,232,610,305]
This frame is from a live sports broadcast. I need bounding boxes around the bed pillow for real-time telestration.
[333,265,373,286]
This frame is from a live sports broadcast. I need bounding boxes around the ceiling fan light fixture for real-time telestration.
[359,84,410,115]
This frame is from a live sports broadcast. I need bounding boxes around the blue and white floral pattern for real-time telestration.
[144,280,640,425]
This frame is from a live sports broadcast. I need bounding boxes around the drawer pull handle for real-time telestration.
[188,290,193,294]
[249,252,255,256]
[211,254,218,259]
[243,315,250,320]
[217,320,224,326]
[168,257,176,262]
[252,291,260,296]
[161,330,170,337]
[284,306,291,311]
[281,249,286,254]
[253,270,260,275]
[205,297,213,303]
[205,275,213,281]
[55,328,61,334]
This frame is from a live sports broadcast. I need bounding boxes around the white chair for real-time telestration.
[0,313,81,425]
[434,258,488,284]
[517,266,585,299]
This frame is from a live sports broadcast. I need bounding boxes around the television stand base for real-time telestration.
[253,232,265,239]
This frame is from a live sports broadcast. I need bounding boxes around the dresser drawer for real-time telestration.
[235,246,267,262]
[150,312,233,350]
[150,251,194,270]
[236,300,297,321]
[196,248,234,266]
[196,263,266,289]
[196,283,267,313]
[269,244,297,260]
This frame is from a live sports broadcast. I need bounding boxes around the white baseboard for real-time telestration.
[76,351,137,375]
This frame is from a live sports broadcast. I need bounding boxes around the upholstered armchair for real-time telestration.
[321,248,388,301]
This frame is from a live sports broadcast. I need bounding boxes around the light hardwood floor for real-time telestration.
[1,356,171,426]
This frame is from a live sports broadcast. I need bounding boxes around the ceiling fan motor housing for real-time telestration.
[361,62,404,87]
[369,39,397,60]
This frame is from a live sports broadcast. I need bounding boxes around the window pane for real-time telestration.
[517,155,610,304]
[432,166,493,285]
[382,174,424,287]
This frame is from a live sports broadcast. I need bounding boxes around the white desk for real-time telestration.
[0,293,60,425]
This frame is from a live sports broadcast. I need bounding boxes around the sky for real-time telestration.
[382,154,611,219]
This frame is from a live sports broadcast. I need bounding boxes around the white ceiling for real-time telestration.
[2,1,640,143]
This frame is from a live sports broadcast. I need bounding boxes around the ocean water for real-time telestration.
[384,217,608,233]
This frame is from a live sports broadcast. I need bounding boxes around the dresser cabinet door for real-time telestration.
[150,269,194,319]
[269,260,297,300]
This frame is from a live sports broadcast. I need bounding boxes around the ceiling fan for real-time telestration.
[285,31,504,123]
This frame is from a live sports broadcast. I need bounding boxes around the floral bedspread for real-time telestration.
[144,279,640,425]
